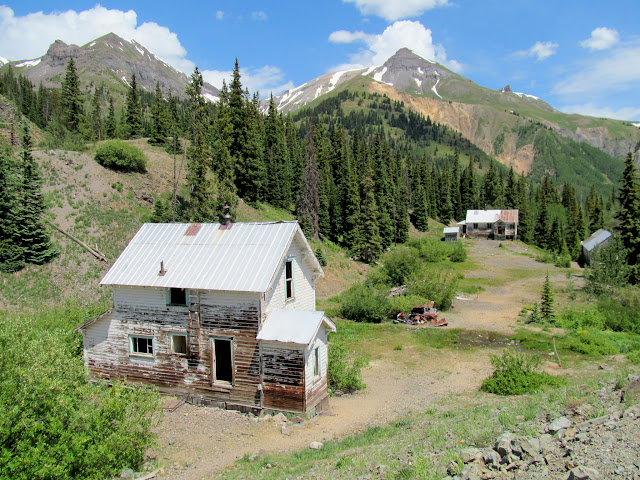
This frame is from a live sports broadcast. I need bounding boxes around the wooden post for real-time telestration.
[552,336,562,368]
[45,220,106,261]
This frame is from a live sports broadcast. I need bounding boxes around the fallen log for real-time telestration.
[46,220,107,262]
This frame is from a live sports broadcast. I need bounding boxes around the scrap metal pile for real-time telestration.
[394,302,448,327]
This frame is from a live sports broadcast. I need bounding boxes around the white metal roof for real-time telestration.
[581,229,612,251]
[443,227,460,234]
[100,221,323,292]
[465,209,519,224]
[257,310,336,345]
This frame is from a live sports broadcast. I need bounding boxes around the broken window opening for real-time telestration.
[285,259,294,300]
[170,334,188,355]
[212,338,233,384]
[168,288,188,306]
[130,336,154,356]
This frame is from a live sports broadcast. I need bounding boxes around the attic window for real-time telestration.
[285,259,294,300]
[168,288,188,307]
[184,223,202,236]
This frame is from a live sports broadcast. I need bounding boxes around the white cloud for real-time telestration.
[580,27,620,51]
[343,0,450,21]
[553,42,640,97]
[328,20,462,72]
[514,41,559,61]
[0,5,194,72]
[559,103,640,121]
[202,65,294,97]
[251,11,268,21]
[216,10,225,20]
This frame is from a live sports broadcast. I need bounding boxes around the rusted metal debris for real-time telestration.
[394,302,448,327]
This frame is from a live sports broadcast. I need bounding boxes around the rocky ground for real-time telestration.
[447,376,640,480]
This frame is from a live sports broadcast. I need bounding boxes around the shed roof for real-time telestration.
[581,229,612,252]
[465,209,519,224]
[100,221,323,292]
[257,310,336,345]
[443,227,460,234]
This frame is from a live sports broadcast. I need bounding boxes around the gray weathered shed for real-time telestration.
[581,229,612,265]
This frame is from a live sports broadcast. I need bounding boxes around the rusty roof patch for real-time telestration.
[184,223,202,236]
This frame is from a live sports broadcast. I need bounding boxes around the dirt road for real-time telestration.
[150,240,578,479]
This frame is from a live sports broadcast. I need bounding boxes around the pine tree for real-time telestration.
[61,58,83,132]
[149,81,168,145]
[125,73,143,138]
[16,124,56,265]
[353,160,382,263]
[616,152,640,281]
[185,67,213,221]
[540,272,555,323]
[105,96,117,139]
[296,126,320,239]
[236,93,266,203]
[0,143,24,272]
[412,183,429,232]
[533,201,551,250]
[460,155,477,212]
[90,87,102,141]
[586,185,604,233]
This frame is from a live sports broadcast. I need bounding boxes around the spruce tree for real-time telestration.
[540,272,555,323]
[236,93,266,203]
[616,152,640,281]
[412,183,429,232]
[105,96,117,139]
[296,126,320,239]
[353,160,382,263]
[149,81,168,145]
[0,143,24,272]
[16,124,56,265]
[61,58,83,133]
[586,185,604,233]
[125,73,143,138]
[90,87,102,141]
[533,201,551,250]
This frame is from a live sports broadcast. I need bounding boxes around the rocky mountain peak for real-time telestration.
[500,85,512,93]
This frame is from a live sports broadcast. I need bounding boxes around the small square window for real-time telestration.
[130,336,153,356]
[168,288,188,306]
[171,334,188,355]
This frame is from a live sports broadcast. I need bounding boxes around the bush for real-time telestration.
[449,242,467,263]
[627,350,640,365]
[340,284,391,323]
[554,254,571,268]
[381,247,421,286]
[95,140,147,172]
[328,342,366,393]
[480,350,564,396]
[415,238,451,262]
[389,294,430,316]
[564,330,619,356]
[0,313,160,479]
[315,248,327,267]
[407,267,461,310]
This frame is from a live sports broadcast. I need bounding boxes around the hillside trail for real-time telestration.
[151,240,579,479]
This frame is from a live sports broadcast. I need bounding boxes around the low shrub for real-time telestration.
[407,267,461,310]
[554,255,571,268]
[480,350,565,396]
[597,298,640,334]
[627,350,640,365]
[564,330,619,356]
[340,284,391,323]
[389,294,430,316]
[95,140,147,172]
[449,242,467,263]
[327,342,367,393]
[381,247,422,286]
[416,238,451,262]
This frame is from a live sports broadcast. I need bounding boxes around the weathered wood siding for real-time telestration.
[304,328,329,411]
[262,236,316,317]
[261,342,305,412]
[84,286,262,407]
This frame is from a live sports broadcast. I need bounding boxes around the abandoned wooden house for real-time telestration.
[459,210,519,240]
[443,226,461,242]
[76,221,336,415]
[580,228,612,265]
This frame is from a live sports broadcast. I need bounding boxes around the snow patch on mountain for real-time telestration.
[121,75,131,87]
[514,91,540,100]
[633,122,640,128]
[134,45,145,57]
[432,77,442,98]
[328,70,347,92]
[414,78,422,87]
[373,67,387,83]
[0,56,8,65]
[418,67,424,75]
[15,58,41,67]
[89,41,96,47]
[203,93,219,103]
[362,65,378,76]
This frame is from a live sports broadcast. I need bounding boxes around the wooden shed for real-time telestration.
[443,227,460,242]
[76,221,335,415]
[581,229,612,265]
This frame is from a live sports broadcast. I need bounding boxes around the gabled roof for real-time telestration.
[443,227,460,234]
[465,209,519,224]
[581,229,612,252]
[257,310,336,345]
[100,221,323,293]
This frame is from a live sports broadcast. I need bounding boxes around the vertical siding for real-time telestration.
[262,236,317,317]
[261,342,305,412]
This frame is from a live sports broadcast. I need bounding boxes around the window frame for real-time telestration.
[129,335,154,357]
[167,287,189,307]
[211,337,234,386]
[169,333,188,356]
[312,346,320,379]
[285,257,295,301]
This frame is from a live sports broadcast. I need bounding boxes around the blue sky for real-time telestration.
[1,1,639,120]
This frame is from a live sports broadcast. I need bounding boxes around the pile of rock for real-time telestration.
[445,376,640,480]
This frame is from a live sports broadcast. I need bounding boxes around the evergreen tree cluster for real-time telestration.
[0,125,57,272]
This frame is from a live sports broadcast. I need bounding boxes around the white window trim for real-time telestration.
[129,335,154,357]
[285,257,295,302]
[312,345,321,380]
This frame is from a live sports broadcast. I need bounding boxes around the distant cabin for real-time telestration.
[461,210,519,240]
[443,227,460,242]
[76,221,335,416]
[581,229,612,265]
